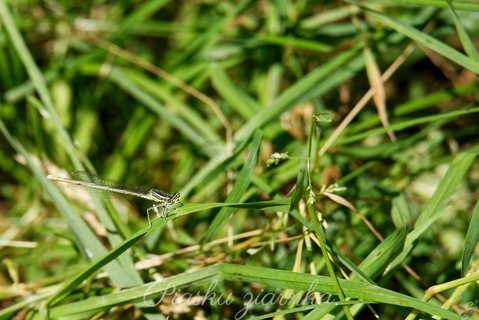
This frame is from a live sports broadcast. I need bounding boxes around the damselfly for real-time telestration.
[47,171,180,228]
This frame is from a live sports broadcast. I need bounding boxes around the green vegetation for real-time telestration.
[1,1,478,319]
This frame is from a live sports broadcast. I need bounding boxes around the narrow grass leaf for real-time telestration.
[323,192,357,212]
[202,129,263,243]
[299,6,360,29]
[109,66,217,155]
[47,226,152,306]
[461,200,479,276]
[337,107,479,146]
[176,199,291,216]
[312,228,407,318]
[390,148,478,270]
[391,193,413,229]
[446,0,479,62]
[363,6,479,74]
[127,69,223,146]
[256,34,332,52]
[48,264,461,319]
[112,0,171,38]
[254,300,375,319]
[179,130,253,197]
[358,228,407,280]
[209,63,261,119]
[0,0,81,169]
[385,0,479,11]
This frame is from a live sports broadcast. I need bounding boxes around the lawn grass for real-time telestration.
[1,1,478,319]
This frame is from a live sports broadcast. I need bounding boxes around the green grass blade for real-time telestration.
[363,5,479,74]
[256,34,332,53]
[202,129,263,243]
[391,194,413,229]
[249,300,375,320]
[179,131,253,197]
[385,0,479,10]
[390,148,479,270]
[336,107,479,146]
[126,68,223,145]
[108,66,217,154]
[446,0,479,62]
[209,63,261,119]
[112,0,171,38]
[461,200,479,276]
[176,199,291,216]
[47,264,461,319]
[47,226,151,306]
[0,0,81,169]
[358,228,407,281]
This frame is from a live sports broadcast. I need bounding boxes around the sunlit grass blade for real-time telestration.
[46,264,462,319]
[391,193,413,229]
[111,0,171,38]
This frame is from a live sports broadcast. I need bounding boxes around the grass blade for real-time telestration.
[363,5,479,74]
[390,148,479,270]
[202,129,263,243]
[446,0,479,62]
[461,200,479,276]
[209,63,261,119]
[47,264,461,319]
